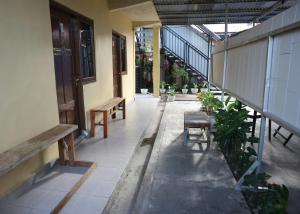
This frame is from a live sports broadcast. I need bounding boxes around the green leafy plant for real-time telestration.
[160,81,166,89]
[171,63,189,85]
[214,100,258,177]
[197,91,223,114]
[168,90,176,96]
[192,83,198,89]
[168,83,176,92]
[243,173,289,214]
[214,96,289,213]
[183,84,188,89]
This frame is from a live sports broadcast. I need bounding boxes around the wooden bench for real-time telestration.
[90,97,126,138]
[0,124,97,213]
[184,111,211,144]
[0,124,78,176]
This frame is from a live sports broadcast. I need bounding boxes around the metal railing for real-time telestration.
[161,26,209,79]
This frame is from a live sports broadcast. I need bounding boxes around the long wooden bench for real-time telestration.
[0,124,78,176]
[90,97,126,138]
[0,124,96,213]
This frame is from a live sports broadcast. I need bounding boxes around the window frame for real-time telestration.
[78,17,96,84]
[120,36,127,75]
[112,30,127,75]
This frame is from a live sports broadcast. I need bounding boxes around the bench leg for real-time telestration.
[122,99,126,119]
[103,111,108,138]
[184,128,189,145]
[112,106,116,119]
[251,111,257,137]
[66,133,75,166]
[268,119,271,141]
[90,111,96,137]
[206,127,211,143]
[58,139,66,165]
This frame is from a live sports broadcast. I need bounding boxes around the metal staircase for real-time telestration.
[161,26,210,81]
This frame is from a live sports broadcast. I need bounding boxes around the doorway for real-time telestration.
[112,33,123,97]
[50,4,86,137]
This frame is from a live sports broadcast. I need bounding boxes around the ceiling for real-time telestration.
[153,0,297,25]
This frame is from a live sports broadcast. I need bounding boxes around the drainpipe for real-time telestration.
[221,2,228,102]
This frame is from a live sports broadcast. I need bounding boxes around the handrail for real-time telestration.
[162,26,208,59]
[161,26,209,78]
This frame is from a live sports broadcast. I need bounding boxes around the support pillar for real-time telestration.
[152,25,160,97]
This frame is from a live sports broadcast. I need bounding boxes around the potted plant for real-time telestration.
[197,91,223,115]
[182,84,188,94]
[160,81,167,94]
[191,83,199,94]
[168,84,176,93]
[201,81,208,92]
[167,90,176,102]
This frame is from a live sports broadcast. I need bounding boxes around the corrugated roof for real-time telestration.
[154,0,297,25]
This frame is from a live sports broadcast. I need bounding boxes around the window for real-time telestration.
[79,20,96,83]
[120,36,127,74]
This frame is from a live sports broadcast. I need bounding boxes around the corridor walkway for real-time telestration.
[0,95,159,214]
[134,101,249,214]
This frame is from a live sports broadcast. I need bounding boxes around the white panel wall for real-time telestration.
[268,28,300,130]
[212,51,224,87]
[225,39,268,109]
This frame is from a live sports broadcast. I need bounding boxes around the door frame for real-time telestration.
[50,1,86,132]
[112,31,125,97]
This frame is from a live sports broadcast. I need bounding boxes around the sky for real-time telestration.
[203,23,254,33]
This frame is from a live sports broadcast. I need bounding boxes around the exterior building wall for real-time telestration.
[0,0,136,196]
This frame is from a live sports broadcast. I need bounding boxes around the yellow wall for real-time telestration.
[0,0,60,196]
[110,11,135,103]
[0,0,136,196]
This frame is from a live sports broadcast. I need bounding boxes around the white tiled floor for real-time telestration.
[0,95,159,214]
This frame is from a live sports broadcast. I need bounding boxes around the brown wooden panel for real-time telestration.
[112,34,122,97]
[51,7,81,136]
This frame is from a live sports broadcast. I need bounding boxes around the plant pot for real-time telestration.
[140,88,148,95]
[182,89,188,94]
[161,94,168,102]
[167,95,176,102]
[201,88,208,92]
[160,88,166,94]
[191,88,199,94]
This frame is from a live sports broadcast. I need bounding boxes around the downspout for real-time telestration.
[221,2,228,102]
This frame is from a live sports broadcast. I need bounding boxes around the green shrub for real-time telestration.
[243,173,289,214]
[197,91,223,114]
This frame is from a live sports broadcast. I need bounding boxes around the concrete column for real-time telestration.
[152,25,160,97]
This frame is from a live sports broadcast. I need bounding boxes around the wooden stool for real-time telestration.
[184,111,211,144]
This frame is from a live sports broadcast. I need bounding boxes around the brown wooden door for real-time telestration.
[51,8,83,136]
[112,34,122,97]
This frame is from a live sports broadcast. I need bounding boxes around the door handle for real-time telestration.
[75,78,80,86]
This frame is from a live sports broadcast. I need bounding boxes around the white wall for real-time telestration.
[211,51,224,88]
[211,2,300,135]
[268,28,300,131]
[225,39,268,109]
